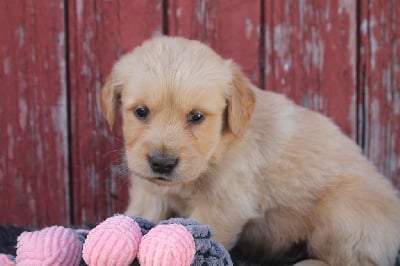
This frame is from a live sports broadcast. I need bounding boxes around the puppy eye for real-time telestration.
[187,111,204,124]
[134,106,149,120]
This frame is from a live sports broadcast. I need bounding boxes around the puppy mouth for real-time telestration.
[147,176,176,186]
[155,176,170,182]
[129,169,179,186]
[133,171,176,185]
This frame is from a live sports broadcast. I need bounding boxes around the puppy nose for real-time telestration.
[148,154,178,174]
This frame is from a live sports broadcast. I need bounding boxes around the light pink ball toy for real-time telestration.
[82,215,142,266]
[138,224,196,266]
[0,254,14,266]
[15,226,82,266]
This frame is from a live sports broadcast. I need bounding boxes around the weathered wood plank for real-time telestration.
[0,1,69,227]
[68,0,163,225]
[168,0,262,86]
[359,0,400,186]
[264,0,357,138]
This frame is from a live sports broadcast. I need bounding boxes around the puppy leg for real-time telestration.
[190,207,252,250]
[309,178,400,265]
[124,181,169,223]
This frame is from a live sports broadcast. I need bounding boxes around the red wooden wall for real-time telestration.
[0,0,399,227]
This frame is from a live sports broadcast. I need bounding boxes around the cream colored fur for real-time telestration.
[101,36,400,265]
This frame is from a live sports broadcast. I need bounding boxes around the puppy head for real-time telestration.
[101,37,255,185]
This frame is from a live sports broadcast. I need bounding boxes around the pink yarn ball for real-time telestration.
[16,226,82,266]
[138,224,195,266]
[82,215,142,266]
[0,254,14,266]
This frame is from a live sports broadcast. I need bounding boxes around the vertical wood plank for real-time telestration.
[0,1,69,227]
[264,0,357,138]
[68,0,163,225]
[359,0,400,186]
[168,0,262,86]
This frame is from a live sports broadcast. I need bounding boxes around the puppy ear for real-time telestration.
[100,74,121,130]
[226,63,256,136]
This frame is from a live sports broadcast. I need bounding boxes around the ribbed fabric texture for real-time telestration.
[0,254,15,265]
[15,226,82,266]
[82,215,142,266]
[138,224,195,266]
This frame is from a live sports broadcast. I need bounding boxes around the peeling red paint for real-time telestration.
[0,0,69,227]
[359,0,400,187]
[264,0,357,138]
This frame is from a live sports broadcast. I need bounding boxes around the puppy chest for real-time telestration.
[165,193,194,217]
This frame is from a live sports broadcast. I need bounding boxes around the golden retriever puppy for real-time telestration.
[100,36,400,265]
